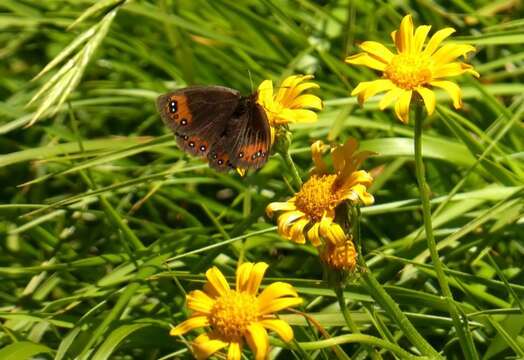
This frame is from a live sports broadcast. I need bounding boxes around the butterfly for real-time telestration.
[157,86,271,172]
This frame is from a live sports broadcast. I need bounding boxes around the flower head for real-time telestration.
[266,138,374,246]
[346,14,479,123]
[320,236,358,272]
[257,75,323,129]
[170,262,302,360]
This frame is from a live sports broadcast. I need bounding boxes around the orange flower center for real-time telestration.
[209,291,258,341]
[321,238,357,271]
[384,54,432,90]
[295,174,341,221]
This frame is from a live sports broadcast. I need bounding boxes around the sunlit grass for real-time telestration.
[1,1,523,359]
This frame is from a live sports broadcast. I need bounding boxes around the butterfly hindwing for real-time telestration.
[207,137,235,172]
[175,133,211,157]
[226,102,271,170]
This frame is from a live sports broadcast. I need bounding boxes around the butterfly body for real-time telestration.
[157,86,271,171]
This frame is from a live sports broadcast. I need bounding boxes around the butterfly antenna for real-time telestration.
[247,69,254,93]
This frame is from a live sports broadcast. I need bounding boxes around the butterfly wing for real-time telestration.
[157,86,241,141]
[226,101,271,170]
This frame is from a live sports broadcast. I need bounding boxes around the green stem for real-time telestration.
[272,334,426,359]
[334,284,359,334]
[280,150,303,188]
[351,207,441,359]
[413,106,477,360]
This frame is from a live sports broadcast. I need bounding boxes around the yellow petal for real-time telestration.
[266,200,296,217]
[379,87,403,110]
[311,140,328,174]
[260,319,294,342]
[192,333,228,360]
[258,282,299,306]
[244,262,269,295]
[187,290,215,313]
[236,262,254,293]
[275,108,318,124]
[394,90,412,123]
[430,80,463,109]
[432,44,476,65]
[257,80,274,108]
[345,53,387,71]
[277,210,305,238]
[423,27,455,56]
[290,94,323,110]
[204,267,230,297]
[351,80,373,97]
[433,62,479,78]
[245,323,269,360]
[349,184,375,206]
[416,87,436,115]
[227,342,242,360]
[319,217,346,244]
[357,79,395,105]
[289,218,310,244]
[294,81,319,94]
[331,137,358,173]
[359,41,395,63]
[258,297,303,315]
[170,316,209,336]
[306,222,321,247]
[396,14,414,53]
[413,25,431,53]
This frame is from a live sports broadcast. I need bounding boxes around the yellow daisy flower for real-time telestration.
[170,262,302,360]
[266,138,374,246]
[320,236,358,272]
[346,14,479,123]
[257,74,323,128]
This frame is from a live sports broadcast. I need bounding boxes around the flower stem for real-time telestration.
[280,150,303,188]
[334,283,359,334]
[351,206,441,359]
[413,106,477,360]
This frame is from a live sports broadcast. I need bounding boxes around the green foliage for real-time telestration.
[1,0,523,359]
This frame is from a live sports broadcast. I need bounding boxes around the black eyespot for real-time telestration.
[262,152,267,157]
[183,135,189,140]
[200,145,206,151]
[212,154,218,160]
[181,118,188,125]
[238,152,244,158]
[169,100,177,113]
[256,151,262,157]
[217,159,224,165]
[251,154,257,160]
[189,141,195,147]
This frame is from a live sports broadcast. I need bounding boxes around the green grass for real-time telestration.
[1,0,524,359]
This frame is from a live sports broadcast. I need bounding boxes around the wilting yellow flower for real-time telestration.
[170,262,302,360]
[257,75,323,127]
[346,14,479,123]
[320,236,358,272]
[266,138,374,246]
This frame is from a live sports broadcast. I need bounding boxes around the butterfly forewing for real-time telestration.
[157,86,240,138]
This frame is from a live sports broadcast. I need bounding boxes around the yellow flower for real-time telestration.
[266,138,374,246]
[320,236,358,272]
[170,262,302,360]
[257,74,323,127]
[346,14,479,123]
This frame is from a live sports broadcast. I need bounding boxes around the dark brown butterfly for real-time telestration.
[157,86,271,172]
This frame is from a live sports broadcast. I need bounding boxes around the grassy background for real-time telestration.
[1,0,524,359]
